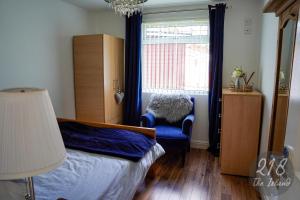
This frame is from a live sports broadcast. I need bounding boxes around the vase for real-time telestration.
[235,78,241,89]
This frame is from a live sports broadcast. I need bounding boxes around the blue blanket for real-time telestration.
[59,122,156,162]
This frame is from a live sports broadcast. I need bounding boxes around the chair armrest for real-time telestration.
[182,114,195,136]
[141,113,156,128]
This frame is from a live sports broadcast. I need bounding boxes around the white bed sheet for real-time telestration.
[0,143,164,200]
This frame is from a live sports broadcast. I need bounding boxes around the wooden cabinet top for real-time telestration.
[263,0,299,16]
[222,88,262,96]
[73,34,124,40]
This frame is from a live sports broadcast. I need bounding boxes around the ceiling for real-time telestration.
[63,0,212,11]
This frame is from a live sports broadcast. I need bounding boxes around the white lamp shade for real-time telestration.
[0,88,66,180]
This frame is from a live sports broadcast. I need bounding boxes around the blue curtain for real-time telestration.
[123,13,142,126]
[208,4,226,156]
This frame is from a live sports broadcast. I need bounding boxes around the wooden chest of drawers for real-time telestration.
[220,89,262,176]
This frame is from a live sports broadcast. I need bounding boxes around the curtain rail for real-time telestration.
[143,6,231,15]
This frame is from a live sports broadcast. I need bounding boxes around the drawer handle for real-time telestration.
[218,129,222,134]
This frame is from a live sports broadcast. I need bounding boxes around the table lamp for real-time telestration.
[0,88,66,200]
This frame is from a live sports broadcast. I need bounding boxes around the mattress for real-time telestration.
[0,143,165,200]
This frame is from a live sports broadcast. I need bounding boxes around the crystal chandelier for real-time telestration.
[104,0,148,17]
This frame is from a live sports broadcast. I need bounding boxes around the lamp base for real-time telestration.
[25,177,35,200]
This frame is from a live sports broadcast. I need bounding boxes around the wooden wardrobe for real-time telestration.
[73,34,124,124]
[220,89,262,176]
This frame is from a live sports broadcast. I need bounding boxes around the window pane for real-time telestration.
[142,20,209,93]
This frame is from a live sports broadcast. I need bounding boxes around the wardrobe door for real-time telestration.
[73,35,105,122]
[113,37,124,124]
[103,34,116,123]
[103,35,124,124]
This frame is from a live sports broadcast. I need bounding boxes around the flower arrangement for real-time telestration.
[230,66,255,92]
[232,67,245,89]
[232,67,245,79]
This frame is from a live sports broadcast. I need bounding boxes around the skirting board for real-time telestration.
[191,140,209,149]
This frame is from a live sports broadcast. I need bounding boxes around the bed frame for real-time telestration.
[57,118,156,139]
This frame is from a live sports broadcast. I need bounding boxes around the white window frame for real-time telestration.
[142,10,210,95]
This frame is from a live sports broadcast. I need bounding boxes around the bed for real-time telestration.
[0,118,165,200]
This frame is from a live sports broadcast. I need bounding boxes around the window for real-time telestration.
[142,20,209,93]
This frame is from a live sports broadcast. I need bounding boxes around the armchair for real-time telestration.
[141,97,195,166]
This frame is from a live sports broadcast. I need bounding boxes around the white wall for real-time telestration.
[0,0,92,118]
[223,0,262,87]
[89,11,125,39]
[257,1,279,155]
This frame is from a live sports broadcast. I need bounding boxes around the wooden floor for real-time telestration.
[134,149,260,200]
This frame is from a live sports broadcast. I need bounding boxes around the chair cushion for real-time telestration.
[155,125,188,140]
[154,125,188,150]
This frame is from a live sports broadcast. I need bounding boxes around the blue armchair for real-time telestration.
[141,97,195,166]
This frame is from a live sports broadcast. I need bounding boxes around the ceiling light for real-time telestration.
[104,0,148,17]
